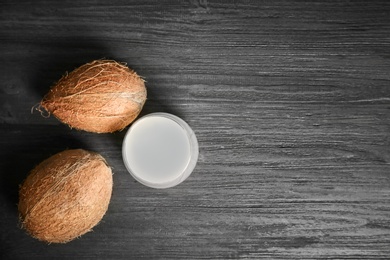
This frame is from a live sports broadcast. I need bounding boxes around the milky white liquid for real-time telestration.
[122,114,196,188]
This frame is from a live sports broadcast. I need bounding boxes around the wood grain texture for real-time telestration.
[1,0,390,259]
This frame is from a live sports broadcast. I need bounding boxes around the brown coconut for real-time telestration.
[18,149,113,243]
[40,59,147,133]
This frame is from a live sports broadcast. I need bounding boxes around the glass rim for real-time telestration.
[122,112,199,189]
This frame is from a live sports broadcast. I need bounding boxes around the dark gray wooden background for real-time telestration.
[1,0,390,259]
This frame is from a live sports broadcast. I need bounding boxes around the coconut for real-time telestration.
[18,149,113,243]
[40,59,147,133]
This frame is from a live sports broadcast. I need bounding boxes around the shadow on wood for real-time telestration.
[0,125,92,213]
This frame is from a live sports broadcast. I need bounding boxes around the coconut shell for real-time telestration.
[40,59,147,133]
[18,149,113,243]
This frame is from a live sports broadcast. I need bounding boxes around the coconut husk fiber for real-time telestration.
[18,149,113,243]
[40,59,147,133]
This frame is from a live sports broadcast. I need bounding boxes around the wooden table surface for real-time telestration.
[1,1,390,259]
